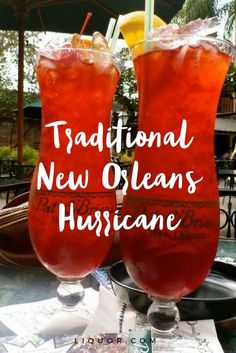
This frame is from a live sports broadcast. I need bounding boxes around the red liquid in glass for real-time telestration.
[29,49,119,279]
[120,43,231,300]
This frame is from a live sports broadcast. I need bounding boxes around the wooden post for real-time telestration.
[17,8,25,166]
[234,16,236,47]
[232,92,236,112]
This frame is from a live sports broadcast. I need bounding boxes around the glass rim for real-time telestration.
[131,35,236,56]
[37,46,115,58]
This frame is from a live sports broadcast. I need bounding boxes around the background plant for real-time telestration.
[0,145,38,165]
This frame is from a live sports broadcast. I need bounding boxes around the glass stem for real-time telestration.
[57,278,84,310]
[147,298,180,335]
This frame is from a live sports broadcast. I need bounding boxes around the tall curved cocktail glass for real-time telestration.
[120,36,234,335]
[29,46,119,309]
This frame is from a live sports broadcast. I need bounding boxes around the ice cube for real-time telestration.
[178,17,221,36]
[91,32,114,67]
[38,47,57,61]
[150,17,221,39]
[90,49,114,71]
[38,58,58,83]
[100,53,114,70]
[148,17,223,51]
[178,18,222,52]
[174,44,189,68]
[79,50,94,64]
[148,24,183,50]
[92,32,110,52]
[39,58,57,70]
[197,38,219,53]
[71,33,82,48]
[149,24,179,39]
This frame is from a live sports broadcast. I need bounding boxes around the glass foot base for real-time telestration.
[147,299,180,335]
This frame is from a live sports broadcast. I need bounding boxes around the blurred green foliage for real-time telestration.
[0,145,38,165]
[0,30,42,91]
[0,30,41,120]
[222,64,236,97]
[0,89,39,119]
[115,48,138,115]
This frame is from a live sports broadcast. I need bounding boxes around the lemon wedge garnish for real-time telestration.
[81,35,92,48]
[71,34,92,48]
[119,11,166,48]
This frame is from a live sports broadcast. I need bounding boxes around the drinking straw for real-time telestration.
[79,12,93,37]
[105,18,116,44]
[110,15,124,53]
[144,0,155,41]
[217,19,225,40]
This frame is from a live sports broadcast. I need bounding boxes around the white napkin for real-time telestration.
[0,286,226,353]
[84,286,137,335]
[84,286,225,353]
[0,288,99,336]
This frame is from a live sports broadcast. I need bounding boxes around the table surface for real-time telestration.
[0,239,235,352]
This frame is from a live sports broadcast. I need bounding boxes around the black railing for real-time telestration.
[0,159,16,178]
[219,188,236,238]
[216,159,235,171]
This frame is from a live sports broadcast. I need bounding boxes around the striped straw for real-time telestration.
[110,15,124,53]
[144,0,155,41]
[105,18,116,44]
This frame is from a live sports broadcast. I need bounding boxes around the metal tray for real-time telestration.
[109,261,236,321]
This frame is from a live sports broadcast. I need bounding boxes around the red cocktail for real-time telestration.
[120,36,233,333]
[29,42,119,307]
